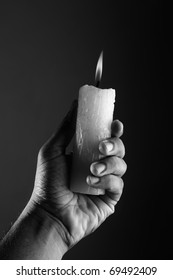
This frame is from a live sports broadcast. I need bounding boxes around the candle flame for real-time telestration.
[95,51,103,87]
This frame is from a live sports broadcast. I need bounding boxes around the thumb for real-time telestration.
[43,100,78,157]
[111,120,124,138]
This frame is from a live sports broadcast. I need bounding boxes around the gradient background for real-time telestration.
[0,0,171,259]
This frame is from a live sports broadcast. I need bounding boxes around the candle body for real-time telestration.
[70,85,115,195]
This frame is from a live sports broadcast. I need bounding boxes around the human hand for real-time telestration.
[30,100,127,256]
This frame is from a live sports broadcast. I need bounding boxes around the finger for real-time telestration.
[111,120,124,137]
[90,156,127,177]
[45,100,78,155]
[86,174,124,202]
[99,137,125,158]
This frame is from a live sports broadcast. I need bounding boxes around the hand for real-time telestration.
[31,100,127,255]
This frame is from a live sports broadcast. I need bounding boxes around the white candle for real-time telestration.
[70,85,115,195]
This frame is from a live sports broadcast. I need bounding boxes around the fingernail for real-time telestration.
[99,141,114,153]
[86,176,100,185]
[91,163,106,175]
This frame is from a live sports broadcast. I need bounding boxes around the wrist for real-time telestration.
[20,201,69,259]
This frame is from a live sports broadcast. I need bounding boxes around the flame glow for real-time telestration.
[95,51,103,86]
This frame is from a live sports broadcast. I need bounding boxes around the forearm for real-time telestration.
[0,202,68,260]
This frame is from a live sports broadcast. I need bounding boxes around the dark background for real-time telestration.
[0,0,171,259]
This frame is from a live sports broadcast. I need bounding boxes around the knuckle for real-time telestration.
[111,137,125,158]
[115,177,124,194]
[115,158,127,176]
[115,181,124,199]
[119,177,124,190]
[109,157,126,175]
[117,138,125,158]
[122,159,127,175]
[106,175,124,193]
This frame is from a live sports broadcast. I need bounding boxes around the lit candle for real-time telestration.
[70,52,116,195]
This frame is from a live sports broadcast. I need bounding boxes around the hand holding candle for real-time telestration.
[70,52,116,195]
[28,52,126,255]
[0,52,127,260]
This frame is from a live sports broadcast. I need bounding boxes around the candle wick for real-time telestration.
[95,80,100,88]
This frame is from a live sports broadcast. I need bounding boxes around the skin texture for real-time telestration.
[0,100,127,259]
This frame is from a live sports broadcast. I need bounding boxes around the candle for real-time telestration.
[70,52,116,195]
